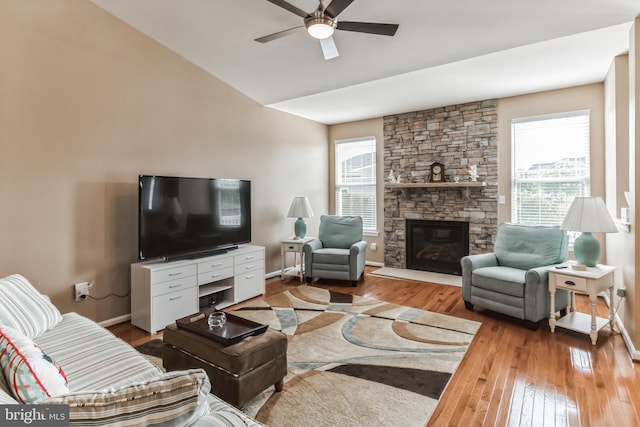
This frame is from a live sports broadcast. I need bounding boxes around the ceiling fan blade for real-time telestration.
[265,0,309,18]
[255,26,304,43]
[337,21,399,36]
[320,36,339,60]
[324,0,355,18]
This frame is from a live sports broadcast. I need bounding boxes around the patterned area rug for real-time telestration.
[230,285,481,427]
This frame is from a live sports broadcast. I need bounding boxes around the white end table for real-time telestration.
[280,237,315,282]
[548,264,616,345]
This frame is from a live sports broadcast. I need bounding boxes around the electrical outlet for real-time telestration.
[75,282,92,301]
[617,288,627,298]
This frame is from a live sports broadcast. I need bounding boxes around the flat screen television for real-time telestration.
[138,175,251,261]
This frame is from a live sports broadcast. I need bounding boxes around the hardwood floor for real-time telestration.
[110,267,640,427]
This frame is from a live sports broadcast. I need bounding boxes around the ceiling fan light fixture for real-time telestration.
[305,17,336,39]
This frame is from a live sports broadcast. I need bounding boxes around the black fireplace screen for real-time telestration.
[406,220,469,275]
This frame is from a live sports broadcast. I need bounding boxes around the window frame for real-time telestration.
[334,136,377,235]
[511,110,591,231]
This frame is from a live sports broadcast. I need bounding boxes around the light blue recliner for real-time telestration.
[461,223,570,326]
[304,215,367,286]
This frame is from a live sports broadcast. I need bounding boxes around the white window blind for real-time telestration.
[335,137,377,232]
[512,111,590,227]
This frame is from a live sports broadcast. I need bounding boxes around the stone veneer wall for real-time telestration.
[383,99,499,269]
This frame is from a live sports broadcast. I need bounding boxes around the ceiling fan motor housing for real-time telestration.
[305,10,337,39]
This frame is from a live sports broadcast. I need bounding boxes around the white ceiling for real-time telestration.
[91,0,639,125]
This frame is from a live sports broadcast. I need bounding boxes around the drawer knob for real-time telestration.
[168,272,182,277]
[169,296,183,301]
[564,280,576,286]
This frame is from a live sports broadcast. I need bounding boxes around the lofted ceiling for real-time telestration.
[91,0,639,125]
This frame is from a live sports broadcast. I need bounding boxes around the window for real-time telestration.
[511,111,590,229]
[335,137,377,233]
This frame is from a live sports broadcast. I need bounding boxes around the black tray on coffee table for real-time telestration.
[175,307,267,346]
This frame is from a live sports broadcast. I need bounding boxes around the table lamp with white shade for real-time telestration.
[287,196,314,239]
[560,197,618,267]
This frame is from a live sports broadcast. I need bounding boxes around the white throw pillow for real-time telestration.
[0,325,69,403]
[0,274,63,339]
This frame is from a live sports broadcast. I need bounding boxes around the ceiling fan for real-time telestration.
[255,0,399,60]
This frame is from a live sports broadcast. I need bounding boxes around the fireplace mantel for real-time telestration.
[386,181,486,200]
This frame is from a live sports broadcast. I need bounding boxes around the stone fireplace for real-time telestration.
[383,100,498,272]
[406,220,469,275]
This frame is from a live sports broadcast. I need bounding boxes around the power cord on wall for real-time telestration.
[87,290,130,301]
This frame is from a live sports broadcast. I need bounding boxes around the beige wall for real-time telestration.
[603,18,640,352]
[604,55,634,343]
[328,118,385,265]
[0,0,328,322]
[605,55,631,214]
[627,17,640,349]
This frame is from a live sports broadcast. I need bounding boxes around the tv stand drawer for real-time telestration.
[198,256,234,274]
[152,287,198,332]
[151,264,196,284]
[153,275,197,297]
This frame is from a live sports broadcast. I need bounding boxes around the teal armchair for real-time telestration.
[461,223,570,325]
[304,215,367,286]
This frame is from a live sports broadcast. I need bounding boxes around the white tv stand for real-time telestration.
[131,245,265,334]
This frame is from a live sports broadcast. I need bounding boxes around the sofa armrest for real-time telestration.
[525,265,550,283]
[304,240,323,252]
[350,240,368,255]
[303,240,323,279]
[348,240,368,281]
[523,265,569,322]
[461,253,498,302]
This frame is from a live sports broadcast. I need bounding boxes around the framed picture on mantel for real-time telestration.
[430,162,444,182]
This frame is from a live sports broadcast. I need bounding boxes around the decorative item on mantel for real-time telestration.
[468,165,479,182]
[388,169,402,184]
[430,162,444,183]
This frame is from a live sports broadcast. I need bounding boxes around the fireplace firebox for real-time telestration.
[406,220,469,275]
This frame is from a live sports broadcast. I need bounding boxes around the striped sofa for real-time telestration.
[0,274,263,426]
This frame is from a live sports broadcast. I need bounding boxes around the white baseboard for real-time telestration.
[265,271,281,279]
[98,313,131,328]
[366,261,384,267]
[602,293,640,361]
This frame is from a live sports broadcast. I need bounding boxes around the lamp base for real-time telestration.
[573,232,600,267]
[294,217,307,239]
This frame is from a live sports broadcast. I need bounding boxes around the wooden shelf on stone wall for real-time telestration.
[385,181,486,201]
